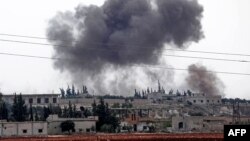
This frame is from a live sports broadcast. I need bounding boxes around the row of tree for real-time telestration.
[1,93,120,132]
[60,85,88,98]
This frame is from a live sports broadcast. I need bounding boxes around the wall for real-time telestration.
[0,122,47,137]
[47,115,97,135]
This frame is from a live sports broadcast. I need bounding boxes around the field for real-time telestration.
[0,133,223,141]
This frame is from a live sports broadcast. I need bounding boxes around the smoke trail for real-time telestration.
[186,64,225,96]
[46,0,204,95]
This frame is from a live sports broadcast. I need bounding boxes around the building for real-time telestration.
[46,115,98,135]
[2,94,59,106]
[185,93,222,105]
[0,121,47,136]
[172,116,228,132]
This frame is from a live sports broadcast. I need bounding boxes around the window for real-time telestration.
[37,98,41,104]
[218,100,220,103]
[207,100,209,103]
[193,100,196,103]
[86,129,90,132]
[23,129,27,133]
[201,100,203,103]
[53,98,57,103]
[79,129,83,132]
[29,98,33,104]
[45,98,49,103]
[178,122,183,129]
[38,129,43,133]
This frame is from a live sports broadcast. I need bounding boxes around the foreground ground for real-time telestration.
[0,133,223,141]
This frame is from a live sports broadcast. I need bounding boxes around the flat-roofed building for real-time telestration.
[2,94,59,106]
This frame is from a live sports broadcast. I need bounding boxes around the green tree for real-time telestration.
[0,102,8,120]
[72,85,76,95]
[60,88,65,98]
[29,103,33,121]
[43,106,51,120]
[94,98,120,132]
[60,120,75,134]
[0,92,3,101]
[34,108,39,121]
[68,101,73,118]
[92,100,97,116]
[12,93,27,121]
[73,104,76,118]
[66,85,71,97]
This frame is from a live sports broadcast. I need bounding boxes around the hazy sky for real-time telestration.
[0,0,250,99]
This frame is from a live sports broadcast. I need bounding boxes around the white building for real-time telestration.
[2,94,59,106]
[185,93,222,105]
[46,115,98,135]
[0,121,47,136]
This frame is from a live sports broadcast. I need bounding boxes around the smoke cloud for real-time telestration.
[46,0,204,95]
[186,64,225,96]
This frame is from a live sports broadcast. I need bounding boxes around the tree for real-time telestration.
[72,85,76,96]
[187,90,192,96]
[60,88,65,98]
[62,106,68,118]
[94,98,120,132]
[12,93,27,121]
[92,100,97,116]
[29,103,33,121]
[34,108,39,121]
[66,85,71,97]
[168,89,173,95]
[176,90,181,96]
[0,102,8,120]
[68,101,73,118]
[60,120,75,134]
[73,104,76,118]
[147,87,150,94]
[43,106,51,121]
[0,92,3,101]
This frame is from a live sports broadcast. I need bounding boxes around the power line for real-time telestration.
[0,38,249,63]
[1,33,250,57]
[0,51,250,76]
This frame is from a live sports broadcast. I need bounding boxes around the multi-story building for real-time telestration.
[185,93,222,105]
[2,94,60,106]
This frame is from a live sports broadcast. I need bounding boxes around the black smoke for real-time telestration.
[186,64,225,96]
[47,0,204,95]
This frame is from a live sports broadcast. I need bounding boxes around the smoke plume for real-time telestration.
[186,64,225,96]
[46,0,204,95]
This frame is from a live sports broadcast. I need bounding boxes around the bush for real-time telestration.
[60,120,75,134]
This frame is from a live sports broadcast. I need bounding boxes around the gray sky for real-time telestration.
[0,0,250,99]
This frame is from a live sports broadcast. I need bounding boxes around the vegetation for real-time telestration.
[60,85,88,98]
[0,102,8,120]
[60,120,75,134]
[93,98,120,132]
[12,93,27,121]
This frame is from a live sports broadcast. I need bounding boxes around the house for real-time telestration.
[0,121,47,136]
[2,94,59,106]
[46,115,98,135]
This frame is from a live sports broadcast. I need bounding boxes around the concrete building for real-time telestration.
[2,94,59,106]
[172,116,228,132]
[0,121,47,136]
[46,115,98,135]
[185,93,222,105]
